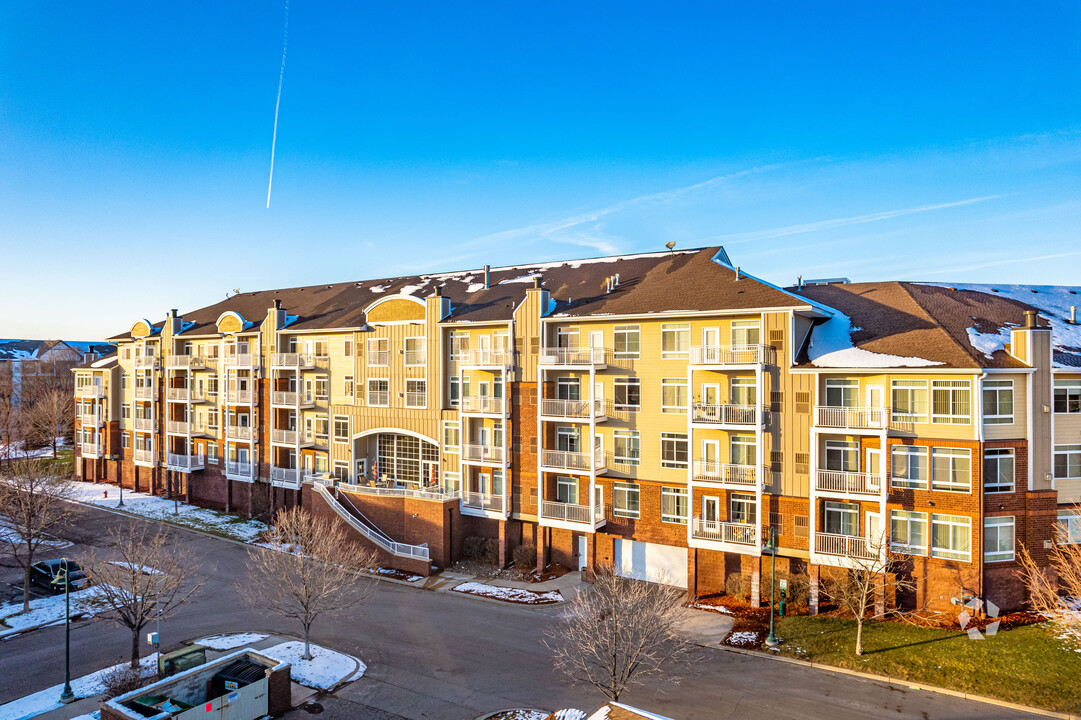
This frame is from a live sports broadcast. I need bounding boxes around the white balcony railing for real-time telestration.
[225,425,253,441]
[166,387,189,402]
[462,492,505,513]
[166,453,204,472]
[541,500,604,525]
[133,418,155,432]
[815,532,876,560]
[689,344,770,366]
[133,448,155,465]
[134,356,158,370]
[272,428,297,445]
[166,420,190,435]
[225,460,253,479]
[539,347,608,366]
[814,469,882,496]
[166,355,210,370]
[341,483,457,502]
[270,466,302,485]
[540,398,605,420]
[80,442,100,457]
[691,517,758,545]
[460,396,506,415]
[462,443,504,464]
[462,349,510,367]
[225,389,253,404]
[814,405,888,430]
[271,353,315,369]
[223,353,255,369]
[79,412,102,426]
[692,461,761,487]
[76,385,105,399]
[691,403,761,426]
[542,449,606,473]
[134,387,156,400]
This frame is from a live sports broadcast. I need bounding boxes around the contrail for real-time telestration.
[266,0,290,209]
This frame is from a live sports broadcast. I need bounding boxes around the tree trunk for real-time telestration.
[303,622,312,660]
[22,563,32,613]
[131,627,142,669]
[855,617,864,656]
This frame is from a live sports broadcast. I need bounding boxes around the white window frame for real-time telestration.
[556,476,579,505]
[983,448,1015,493]
[730,320,761,347]
[891,379,928,423]
[890,509,928,555]
[1057,510,1081,544]
[931,380,972,425]
[931,447,971,492]
[367,338,389,367]
[613,430,640,466]
[930,514,971,561]
[405,379,427,408]
[1054,444,1081,480]
[442,421,460,452]
[660,486,688,524]
[825,378,859,408]
[332,415,350,444]
[207,442,218,463]
[984,516,1015,563]
[613,325,641,360]
[404,337,426,366]
[344,375,354,398]
[661,378,688,414]
[824,501,859,536]
[613,377,640,411]
[612,482,640,518]
[730,492,757,526]
[443,470,461,493]
[660,432,689,469]
[890,445,928,490]
[660,323,690,359]
[367,378,390,407]
[1054,380,1081,414]
[982,380,1014,425]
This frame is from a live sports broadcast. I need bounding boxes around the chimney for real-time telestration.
[533,276,540,289]
[484,265,490,289]
[169,308,177,318]
[1024,310,1039,329]
[433,285,441,297]
[1071,305,1077,324]
[797,275,803,290]
[735,266,741,281]
[615,273,620,287]
[273,298,281,310]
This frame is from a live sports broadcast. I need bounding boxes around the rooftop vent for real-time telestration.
[802,277,851,286]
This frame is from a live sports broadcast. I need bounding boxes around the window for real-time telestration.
[207,408,219,431]
[931,447,971,492]
[613,377,641,411]
[660,323,690,358]
[367,338,389,367]
[333,416,349,444]
[443,471,461,493]
[367,379,389,407]
[931,514,971,561]
[450,331,470,362]
[824,501,859,536]
[344,375,354,397]
[1057,510,1081,544]
[121,434,130,449]
[730,435,756,467]
[661,378,688,413]
[405,337,426,366]
[314,377,329,401]
[660,487,688,524]
[932,380,971,424]
[443,421,460,452]
[730,320,760,347]
[730,493,757,525]
[825,378,858,408]
[120,373,128,390]
[556,476,578,505]
[891,380,928,422]
[1054,380,1081,414]
[982,380,1014,425]
[449,376,460,407]
[314,341,328,359]
[376,433,439,486]
[314,417,329,443]
[983,448,1015,493]
[984,516,1015,562]
[891,445,928,489]
[121,404,132,421]
[207,442,218,463]
[556,377,581,401]
[824,440,858,472]
[613,325,640,359]
[890,510,927,555]
[1055,444,1081,479]
[730,377,756,406]
[333,461,349,481]
[660,433,689,469]
[406,379,426,408]
[613,482,640,518]
[343,340,353,357]
[613,430,640,466]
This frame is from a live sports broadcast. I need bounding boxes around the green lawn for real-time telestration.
[775,615,1081,713]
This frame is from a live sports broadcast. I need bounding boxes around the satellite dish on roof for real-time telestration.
[665,241,676,251]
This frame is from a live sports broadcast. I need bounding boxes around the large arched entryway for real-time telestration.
[351,428,440,487]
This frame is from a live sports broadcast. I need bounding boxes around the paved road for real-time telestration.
[0,503,1045,720]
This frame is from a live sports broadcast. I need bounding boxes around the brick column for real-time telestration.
[750,569,761,606]
[536,527,549,575]
[498,520,508,568]
[874,575,885,618]
[583,533,596,582]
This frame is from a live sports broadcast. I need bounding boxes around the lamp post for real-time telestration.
[764,526,779,647]
[59,559,74,703]
[118,477,124,507]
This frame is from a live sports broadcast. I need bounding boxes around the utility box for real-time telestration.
[158,646,207,679]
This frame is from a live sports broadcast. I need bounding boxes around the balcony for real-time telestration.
[166,355,209,370]
[134,386,156,401]
[165,420,190,435]
[134,356,159,370]
[224,389,253,404]
[133,448,155,466]
[689,344,770,367]
[225,425,253,442]
[691,517,758,546]
[691,403,762,427]
[461,492,506,515]
[270,391,316,407]
[270,466,302,486]
[225,460,254,481]
[539,347,607,368]
[541,449,606,473]
[166,453,204,472]
[76,385,104,399]
[814,532,876,561]
[223,353,256,369]
[80,442,100,458]
[814,406,887,431]
[692,461,763,488]
[460,396,507,416]
[133,418,155,433]
[272,428,297,445]
[813,469,882,497]
[461,349,510,367]
[462,443,505,465]
[540,500,605,529]
[540,398,606,422]
[166,387,189,402]
[79,412,102,427]
[271,353,317,370]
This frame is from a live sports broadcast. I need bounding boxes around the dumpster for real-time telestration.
[211,659,267,697]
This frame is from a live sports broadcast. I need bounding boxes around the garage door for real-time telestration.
[612,538,688,588]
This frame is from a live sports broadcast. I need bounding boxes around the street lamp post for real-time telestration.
[59,559,74,703]
[764,526,779,647]
[118,478,125,507]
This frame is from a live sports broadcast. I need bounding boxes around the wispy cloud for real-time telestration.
[919,250,1081,276]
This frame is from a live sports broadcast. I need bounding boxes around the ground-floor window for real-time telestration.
[376,433,439,486]
[931,514,971,561]
[984,516,1015,562]
[1057,510,1081,544]
[890,510,927,555]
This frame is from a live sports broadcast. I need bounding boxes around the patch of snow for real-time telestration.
[0,586,107,635]
[725,630,759,647]
[0,654,156,720]
[488,710,550,720]
[687,602,732,614]
[0,521,70,548]
[261,641,363,690]
[368,284,388,293]
[965,326,1013,360]
[451,582,563,605]
[498,273,541,286]
[397,283,428,296]
[809,311,943,368]
[107,561,163,575]
[91,356,115,368]
[195,632,269,650]
[552,710,586,720]
[466,282,486,293]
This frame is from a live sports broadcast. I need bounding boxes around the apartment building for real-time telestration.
[73,248,1081,611]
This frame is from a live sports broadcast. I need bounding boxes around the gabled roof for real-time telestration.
[0,339,115,362]
[75,353,119,371]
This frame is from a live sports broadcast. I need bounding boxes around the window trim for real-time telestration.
[1054,444,1081,480]
[612,482,641,519]
[613,324,641,360]
[660,486,688,524]
[613,377,641,412]
[931,447,972,493]
[983,448,1015,493]
[613,429,641,466]
[931,379,972,425]
[661,378,688,414]
[890,509,928,555]
[660,323,690,359]
[891,379,929,423]
[367,378,390,407]
[930,513,972,562]
[890,444,929,490]
[442,420,460,452]
[660,432,689,469]
[332,415,350,444]
[984,516,1015,563]
[405,378,427,409]
[982,379,1014,425]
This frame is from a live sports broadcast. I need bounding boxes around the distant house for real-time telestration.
[0,339,115,408]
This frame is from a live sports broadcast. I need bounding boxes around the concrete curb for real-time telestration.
[716,644,1076,720]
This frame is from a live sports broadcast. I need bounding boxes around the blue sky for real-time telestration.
[1,2,1079,338]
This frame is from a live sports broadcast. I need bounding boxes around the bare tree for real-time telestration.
[544,564,694,702]
[0,458,74,611]
[26,388,71,458]
[245,506,378,659]
[81,524,203,668]
[1019,513,1081,648]
[821,533,915,656]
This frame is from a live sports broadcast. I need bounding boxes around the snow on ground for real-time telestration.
[451,582,563,605]
[0,521,70,549]
[725,631,759,647]
[687,602,732,615]
[487,710,550,720]
[965,325,1013,359]
[809,310,942,368]
[66,479,268,543]
[107,561,162,575]
[0,654,156,720]
[195,632,269,650]
[0,586,106,634]
[261,641,363,690]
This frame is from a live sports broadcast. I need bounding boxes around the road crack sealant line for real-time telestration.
[716,645,1075,720]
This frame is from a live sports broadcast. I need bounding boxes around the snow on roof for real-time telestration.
[808,310,944,368]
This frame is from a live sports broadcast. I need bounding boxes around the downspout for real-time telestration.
[975,371,986,604]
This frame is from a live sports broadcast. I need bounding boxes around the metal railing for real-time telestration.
[542,449,605,472]
[814,405,887,430]
[540,398,605,419]
[689,344,770,366]
[166,387,189,402]
[80,442,100,457]
[225,460,253,478]
[462,348,510,367]
[223,353,255,368]
[76,385,105,398]
[271,353,315,369]
[814,469,882,496]
[692,461,760,486]
[133,418,155,432]
[341,483,458,502]
[225,425,252,441]
[225,389,252,404]
[461,492,506,513]
[166,453,204,471]
[460,396,506,414]
[134,386,156,400]
[165,420,190,435]
[691,517,757,545]
[541,500,604,525]
[315,484,430,560]
[462,443,504,464]
[814,532,876,560]
[539,347,608,366]
[166,355,209,370]
[270,466,302,485]
[133,448,155,464]
[79,412,102,426]
[272,428,297,444]
[691,403,761,425]
[134,356,158,370]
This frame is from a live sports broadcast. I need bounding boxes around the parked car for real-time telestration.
[29,559,87,594]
